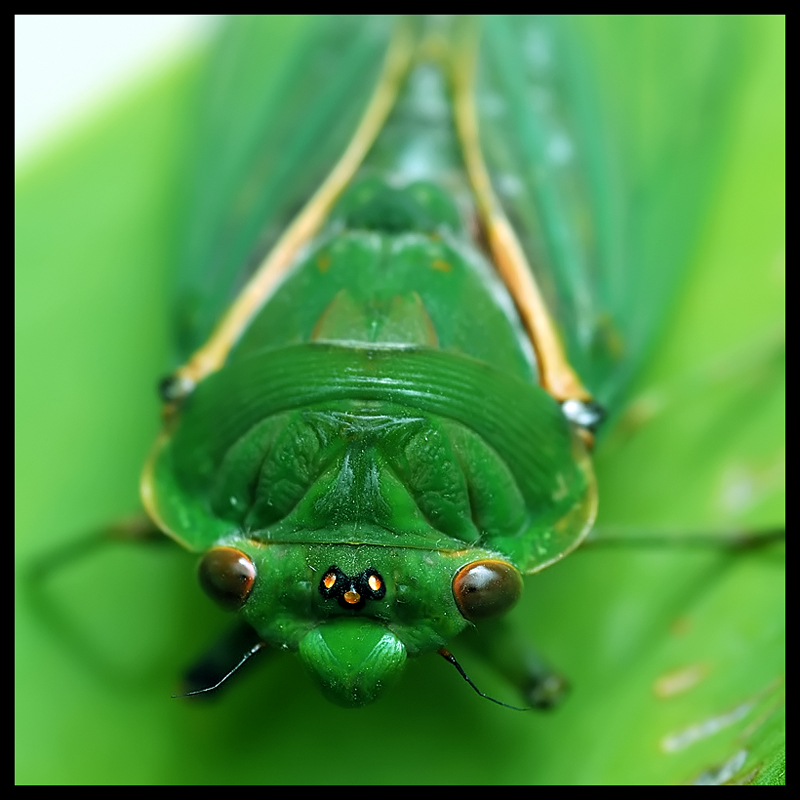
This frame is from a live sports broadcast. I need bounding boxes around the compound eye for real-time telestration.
[198,547,256,611]
[453,560,523,621]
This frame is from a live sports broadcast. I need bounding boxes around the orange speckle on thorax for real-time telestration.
[431,259,452,273]
[316,254,332,273]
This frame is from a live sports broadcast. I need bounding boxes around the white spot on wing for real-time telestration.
[661,701,754,753]
[692,749,748,785]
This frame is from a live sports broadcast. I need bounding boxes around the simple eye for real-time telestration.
[198,547,256,611]
[318,565,386,609]
[453,560,523,621]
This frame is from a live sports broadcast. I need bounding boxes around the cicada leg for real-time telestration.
[455,619,570,710]
[586,330,785,553]
[27,515,167,579]
[178,622,269,700]
[23,515,176,685]
[583,526,785,551]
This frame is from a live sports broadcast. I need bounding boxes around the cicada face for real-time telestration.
[197,538,524,706]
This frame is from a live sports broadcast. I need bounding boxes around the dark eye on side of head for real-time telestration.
[198,547,256,611]
[452,559,523,621]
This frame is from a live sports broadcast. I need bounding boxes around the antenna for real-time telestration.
[438,647,529,711]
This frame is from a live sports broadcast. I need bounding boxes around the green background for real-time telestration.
[16,15,783,785]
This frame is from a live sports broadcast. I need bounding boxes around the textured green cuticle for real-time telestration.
[330,176,462,234]
[298,619,407,707]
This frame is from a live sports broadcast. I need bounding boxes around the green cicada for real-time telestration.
[142,16,605,708]
[17,14,783,784]
[132,14,778,709]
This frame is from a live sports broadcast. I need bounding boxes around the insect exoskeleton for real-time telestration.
[198,538,525,706]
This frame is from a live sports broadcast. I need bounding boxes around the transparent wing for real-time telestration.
[476,15,748,412]
[172,15,396,358]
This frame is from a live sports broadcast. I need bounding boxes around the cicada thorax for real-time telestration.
[144,173,596,556]
[142,29,597,706]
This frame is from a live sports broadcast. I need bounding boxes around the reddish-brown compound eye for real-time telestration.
[198,547,256,611]
[453,559,523,621]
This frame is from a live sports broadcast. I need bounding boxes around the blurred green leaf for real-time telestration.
[16,15,783,785]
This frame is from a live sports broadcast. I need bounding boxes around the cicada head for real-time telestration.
[195,537,525,706]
